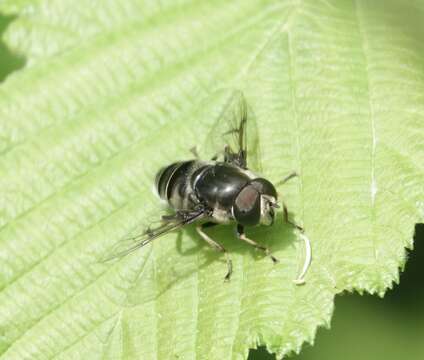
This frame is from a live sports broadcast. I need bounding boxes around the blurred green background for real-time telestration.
[1,11,423,360]
[249,224,424,360]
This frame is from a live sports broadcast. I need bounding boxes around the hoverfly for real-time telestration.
[106,91,311,284]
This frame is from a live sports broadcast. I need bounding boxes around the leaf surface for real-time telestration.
[0,0,423,359]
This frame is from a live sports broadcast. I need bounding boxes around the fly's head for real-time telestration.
[232,178,278,226]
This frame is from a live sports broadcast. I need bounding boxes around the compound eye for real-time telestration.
[233,185,261,226]
[251,178,277,199]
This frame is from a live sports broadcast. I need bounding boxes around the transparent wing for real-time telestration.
[101,210,205,262]
[197,89,261,171]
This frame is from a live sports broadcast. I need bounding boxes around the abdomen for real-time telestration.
[155,160,205,210]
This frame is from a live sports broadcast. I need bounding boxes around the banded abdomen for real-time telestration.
[155,160,206,210]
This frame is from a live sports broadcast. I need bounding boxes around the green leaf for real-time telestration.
[0,0,422,359]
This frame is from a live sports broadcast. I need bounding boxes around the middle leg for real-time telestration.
[196,222,233,281]
[236,224,279,263]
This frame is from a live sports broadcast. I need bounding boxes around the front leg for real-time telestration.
[236,224,278,263]
[282,202,304,232]
[279,204,312,285]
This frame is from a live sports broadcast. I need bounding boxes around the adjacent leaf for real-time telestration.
[0,0,423,359]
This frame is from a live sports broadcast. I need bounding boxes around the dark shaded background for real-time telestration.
[249,224,424,360]
[0,14,25,82]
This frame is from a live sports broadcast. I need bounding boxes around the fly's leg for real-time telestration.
[161,214,178,222]
[275,171,311,284]
[275,171,299,187]
[236,225,279,263]
[160,212,187,225]
[196,222,233,281]
[223,144,233,163]
[276,171,300,229]
[210,149,224,161]
[190,146,200,159]
[191,146,224,162]
[281,203,312,285]
[282,202,304,232]
[292,231,312,285]
[275,170,302,230]
[163,208,205,223]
